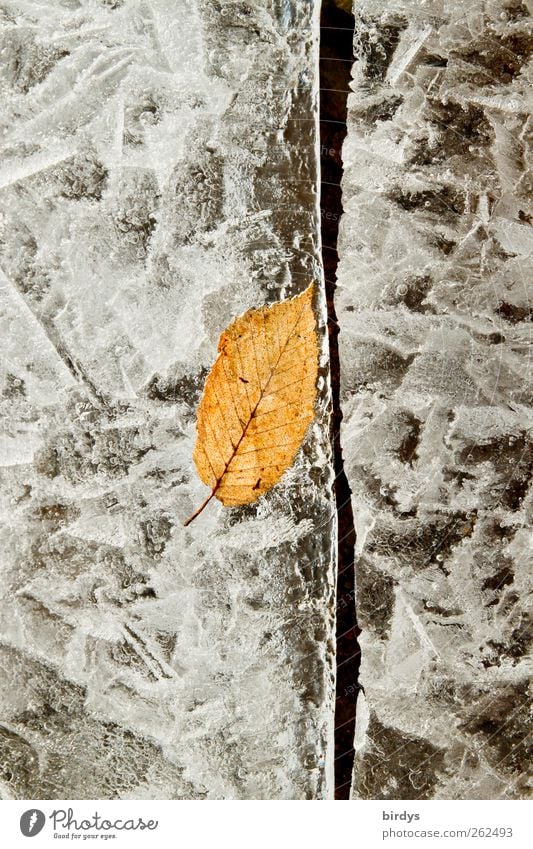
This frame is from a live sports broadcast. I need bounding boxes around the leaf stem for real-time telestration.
[183,490,216,526]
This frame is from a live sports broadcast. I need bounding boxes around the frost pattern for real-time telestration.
[0,0,335,800]
[338,0,532,800]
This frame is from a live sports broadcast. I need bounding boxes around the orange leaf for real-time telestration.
[184,284,318,525]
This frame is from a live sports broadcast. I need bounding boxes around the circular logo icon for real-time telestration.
[20,810,46,837]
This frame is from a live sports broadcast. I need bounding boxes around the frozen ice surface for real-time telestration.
[0,0,335,799]
[338,0,532,799]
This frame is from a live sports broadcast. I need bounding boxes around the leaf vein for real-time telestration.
[220,356,246,428]
[248,417,309,438]
[223,463,284,475]
[263,376,308,398]
[212,383,237,450]
[254,399,303,419]
[233,335,252,416]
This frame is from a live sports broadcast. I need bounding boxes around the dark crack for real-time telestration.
[320,0,360,800]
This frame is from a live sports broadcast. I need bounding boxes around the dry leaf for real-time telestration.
[184,283,318,525]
